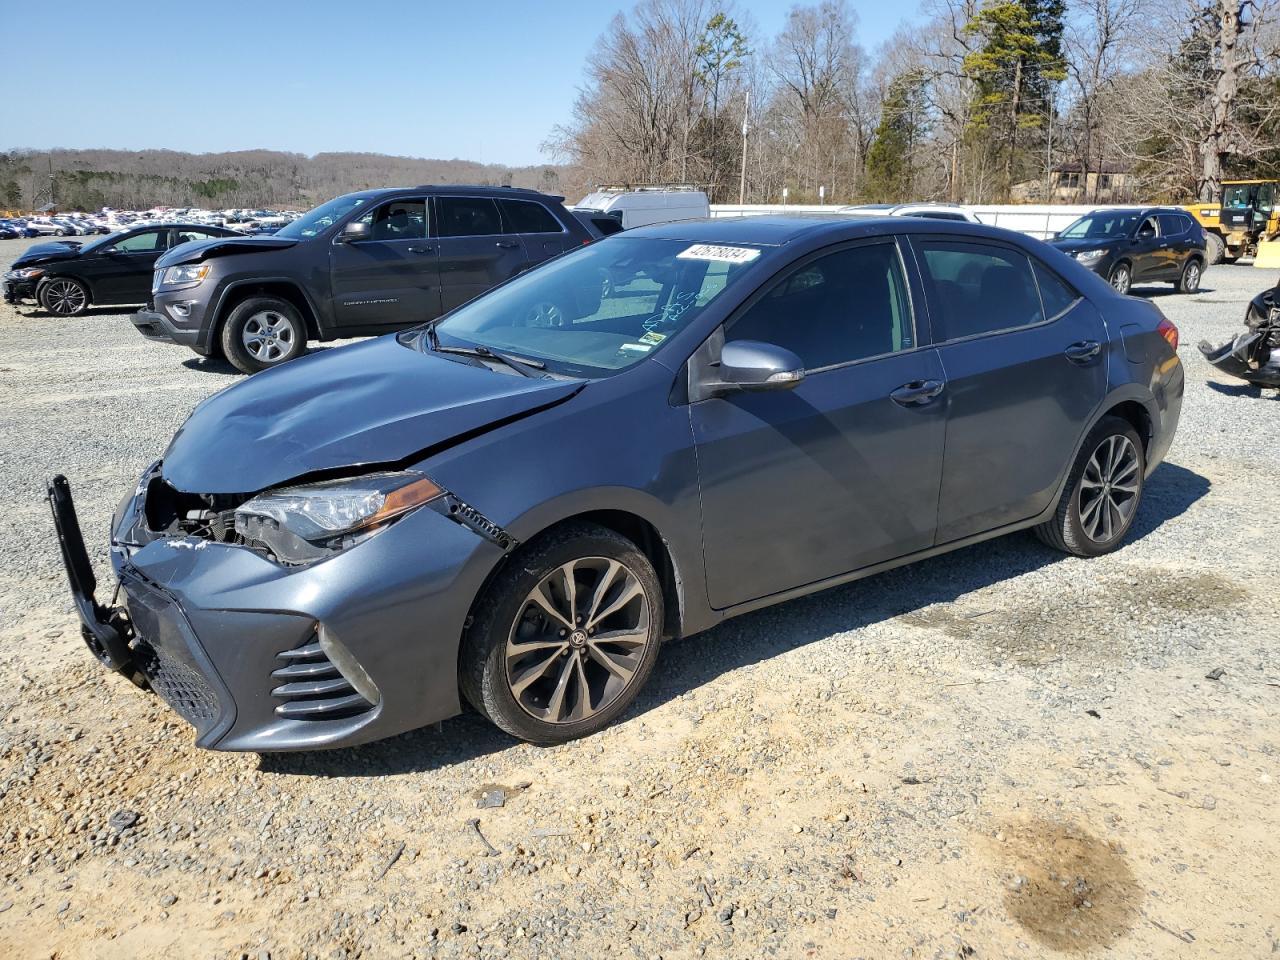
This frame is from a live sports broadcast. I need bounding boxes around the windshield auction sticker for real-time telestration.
[676,244,761,264]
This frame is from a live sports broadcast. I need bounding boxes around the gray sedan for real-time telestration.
[50,215,1183,751]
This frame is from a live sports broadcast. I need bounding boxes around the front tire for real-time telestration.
[1035,416,1145,557]
[39,277,89,316]
[1108,262,1132,296]
[461,523,664,744]
[1177,258,1203,294]
[219,296,306,374]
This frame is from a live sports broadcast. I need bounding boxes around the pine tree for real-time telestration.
[865,72,927,202]
[963,0,1067,198]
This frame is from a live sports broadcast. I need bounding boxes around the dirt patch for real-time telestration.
[902,567,1247,666]
[989,817,1142,952]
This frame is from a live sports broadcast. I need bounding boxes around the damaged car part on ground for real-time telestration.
[1198,281,1280,387]
[50,215,1184,752]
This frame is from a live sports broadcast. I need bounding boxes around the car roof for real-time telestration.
[623,214,1013,246]
[346,184,562,200]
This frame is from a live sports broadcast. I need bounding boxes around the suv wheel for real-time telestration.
[1177,258,1202,294]
[1035,416,1145,558]
[461,523,663,744]
[220,296,307,374]
[1108,262,1132,295]
[39,277,89,316]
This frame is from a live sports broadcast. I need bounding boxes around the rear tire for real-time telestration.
[1177,258,1203,294]
[1205,232,1225,265]
[460,523,663,744]
[219,296,307,374]
[1035,416,1145,558]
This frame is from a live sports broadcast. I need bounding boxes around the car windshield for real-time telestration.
[1059,212,1143,239]
[429,237,760,377]
[274,194,369,239]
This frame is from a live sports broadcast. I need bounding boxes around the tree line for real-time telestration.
[0,149,567,212]
[550,0,1280,204]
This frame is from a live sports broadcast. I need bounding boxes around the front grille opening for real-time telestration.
[144,479,246,544]
[271,632,377,722]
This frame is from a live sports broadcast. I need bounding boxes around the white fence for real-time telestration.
[709,203,1137,240]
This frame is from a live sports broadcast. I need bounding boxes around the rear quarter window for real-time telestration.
[1031,261,1080,319]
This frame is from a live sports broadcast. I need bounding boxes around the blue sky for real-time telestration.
[1,0,920,166]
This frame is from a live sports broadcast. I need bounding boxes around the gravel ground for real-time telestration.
[0,234,1277,960]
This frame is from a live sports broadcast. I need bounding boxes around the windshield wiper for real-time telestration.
[423,329,545,377]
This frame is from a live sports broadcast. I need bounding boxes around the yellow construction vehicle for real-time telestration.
[1186,180,1279,264]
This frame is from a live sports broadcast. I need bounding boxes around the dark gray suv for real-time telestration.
[52,216,1183,752]
[132,186,594,373]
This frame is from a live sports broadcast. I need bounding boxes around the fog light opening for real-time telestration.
[317,625,381,706]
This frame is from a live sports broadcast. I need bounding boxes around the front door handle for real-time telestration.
[1064,340,1102,363]
[889,379,945,406]
[407,245,433,254]
[495,241,520,249]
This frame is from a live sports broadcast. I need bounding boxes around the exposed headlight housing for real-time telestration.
[234,472,443,565]
[8,267,44,280]
[1075,248,1107,262]
[161,263,211,287]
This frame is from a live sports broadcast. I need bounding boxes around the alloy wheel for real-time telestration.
[241,310,298,363]
[1109,265,1131,295]
[1078,434,1140,543]
[1184,261,1201,292]
[43,280,87,316]
[505,557,652,724]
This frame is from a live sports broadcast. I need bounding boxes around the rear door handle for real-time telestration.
[889,379,945,406]
[495,241,520,249]
[1064,340,1102,363]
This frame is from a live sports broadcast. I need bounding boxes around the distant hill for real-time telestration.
[0,148,582,211]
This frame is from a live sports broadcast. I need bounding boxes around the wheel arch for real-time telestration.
[36,272,94,307]
[212,279,321,341]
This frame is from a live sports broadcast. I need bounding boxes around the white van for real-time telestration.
[572,186,710,231]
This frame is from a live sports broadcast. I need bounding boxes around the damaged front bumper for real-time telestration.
[2,277,37,303]
[48,467,508,751]
[1198,300,1280,388]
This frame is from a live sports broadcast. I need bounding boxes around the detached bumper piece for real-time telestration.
[47,475,236,742]
[1199,327,1280,387]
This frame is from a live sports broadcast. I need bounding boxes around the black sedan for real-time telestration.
[1048,206,1207,296]
[3,224,241,316]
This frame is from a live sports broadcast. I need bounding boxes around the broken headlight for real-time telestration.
[234,472,443,565]
[6,267,44,280]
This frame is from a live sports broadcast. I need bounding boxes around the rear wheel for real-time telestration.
[1108,262,1132,295]
[39,277,89,316]
[460,523,663,744]
[1035,416,1145,557]
[219,296,307,374]
[1177,258,1203,294]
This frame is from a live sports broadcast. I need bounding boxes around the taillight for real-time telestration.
[1157,317,1179,351]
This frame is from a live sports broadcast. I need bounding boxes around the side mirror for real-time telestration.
[711,340,805,393]
[338,220,370,243]
[1136,226,1155,240]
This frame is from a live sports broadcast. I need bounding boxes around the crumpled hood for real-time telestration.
[156,234,298,268]
[1048,237,1120,255]
[163,336,584,494]
[12,241,82,267]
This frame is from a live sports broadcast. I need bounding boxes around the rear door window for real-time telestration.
[916,240,1045,341]
[1157,214,1185,237]
[500,199,564,234]
[437,196,503,237]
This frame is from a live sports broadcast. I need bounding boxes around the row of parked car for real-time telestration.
[4,188,1217,377]
[0,207,304,240]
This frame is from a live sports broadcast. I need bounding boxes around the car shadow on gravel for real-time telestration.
[1205,380,1279,400]
[257,462,1209,778]
[181,345,342,378]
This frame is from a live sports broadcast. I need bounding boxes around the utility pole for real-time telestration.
[1044,82,1055,202]
[738,89,750,205]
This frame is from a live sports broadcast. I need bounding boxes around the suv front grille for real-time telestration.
[271,637,376,721]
